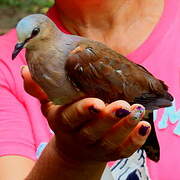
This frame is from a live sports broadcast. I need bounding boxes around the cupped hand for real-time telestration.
[21,66,151,163]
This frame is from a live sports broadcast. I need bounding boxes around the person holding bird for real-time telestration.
[0,0,179,180]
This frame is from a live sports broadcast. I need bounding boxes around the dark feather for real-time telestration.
[142,111,160,162]
[65,42,173,109]
[65,41,174,162]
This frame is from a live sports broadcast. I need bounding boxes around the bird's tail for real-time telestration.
[141,111,160,162]
[134,91,173,110]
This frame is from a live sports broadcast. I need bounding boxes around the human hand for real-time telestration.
[21,65,151,163]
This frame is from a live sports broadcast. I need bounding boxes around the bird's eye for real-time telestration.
[31,27,40,38]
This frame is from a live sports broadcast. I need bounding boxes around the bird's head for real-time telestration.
[12,14,57,60]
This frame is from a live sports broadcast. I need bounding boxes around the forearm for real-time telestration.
[26,137,106,180]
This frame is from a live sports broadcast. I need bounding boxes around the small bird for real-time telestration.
[12,14,173,162]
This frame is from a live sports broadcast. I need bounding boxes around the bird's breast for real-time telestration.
[26,48,85,105]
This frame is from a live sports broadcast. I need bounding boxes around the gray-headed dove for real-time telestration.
[12,14,173,162]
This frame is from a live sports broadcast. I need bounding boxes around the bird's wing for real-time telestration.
[65,42,173,108]
[65,43,146,103]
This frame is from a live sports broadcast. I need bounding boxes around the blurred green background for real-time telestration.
[0,0,54,34]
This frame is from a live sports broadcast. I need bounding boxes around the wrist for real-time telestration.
[26,136,106,180]
[52,136,107,180]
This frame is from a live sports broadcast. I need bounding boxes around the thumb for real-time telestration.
[21,65,48,102]
[49,98,105,132]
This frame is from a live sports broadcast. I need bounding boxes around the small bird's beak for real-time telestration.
[12,42,25,60]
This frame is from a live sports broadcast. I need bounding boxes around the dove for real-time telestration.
[12,14,173,162]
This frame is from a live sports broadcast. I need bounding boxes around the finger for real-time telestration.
[112,121,151,159]
[99,104,145,150]
[21,65,48,101]
[39,101,62,130]
[103,121,151,161]
[79,100,131,143]
[53,98,105,132]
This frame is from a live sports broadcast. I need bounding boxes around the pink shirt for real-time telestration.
[0,31,52,160]
[0,0,179,179]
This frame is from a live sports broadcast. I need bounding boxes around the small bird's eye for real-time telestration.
[31,27,40,38]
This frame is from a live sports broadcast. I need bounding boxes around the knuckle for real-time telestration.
[60,111,76,130]
[100,139,118,151]
[79,128,97,144]
[124,118,137,129]
[60,105,85,130]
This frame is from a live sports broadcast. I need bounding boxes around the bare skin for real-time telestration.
[55,0,164,55]
[23,66,150,180]
[0,0,164,179]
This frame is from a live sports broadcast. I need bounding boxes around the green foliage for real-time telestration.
[0,0,54,34]
[0,0,54,12]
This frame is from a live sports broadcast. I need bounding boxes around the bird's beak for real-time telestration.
[12,41,25,60]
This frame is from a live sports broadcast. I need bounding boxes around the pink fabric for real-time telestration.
[0,0,180,179]
[129,0,180,179]
[128,0,180,179]
[0,31,52,160]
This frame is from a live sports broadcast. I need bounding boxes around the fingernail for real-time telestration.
[20,65,26,79]
[115,108,130,118]
[139,125,150,136]
[88,106,100,113]
[131,106,145,121]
